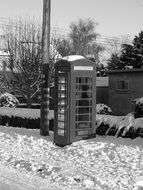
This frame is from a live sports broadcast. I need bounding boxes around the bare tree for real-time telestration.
[69,18,99,56]
[105,35,132,57]
[97,35,131,67]
[52,36,72,57]
[0,18,63,107]
[52,18,104,67]
[1,18,42,107]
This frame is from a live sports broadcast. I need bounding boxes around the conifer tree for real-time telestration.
[108,31,143,69]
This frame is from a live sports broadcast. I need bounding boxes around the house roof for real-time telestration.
[108,68,143,74]
[96,77,109,87]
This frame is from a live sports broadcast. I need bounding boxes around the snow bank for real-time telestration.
[0,126,143,189]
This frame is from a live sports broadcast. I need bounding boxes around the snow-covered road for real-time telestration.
[0,126,143,189]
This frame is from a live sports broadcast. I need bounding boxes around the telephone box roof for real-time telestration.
[55,55,94,67]
[62,55,85,62]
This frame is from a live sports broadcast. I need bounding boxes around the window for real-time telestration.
[75,77,92,136]
[57,73,68,136]
[116,80,129,90]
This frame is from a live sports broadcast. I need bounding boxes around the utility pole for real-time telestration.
[40,0,51,136]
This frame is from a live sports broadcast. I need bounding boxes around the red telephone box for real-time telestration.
[54,56,96,146]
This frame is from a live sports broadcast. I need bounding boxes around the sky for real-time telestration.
[0,0,143,40]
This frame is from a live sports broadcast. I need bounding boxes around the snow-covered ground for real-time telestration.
[0,126,143,189]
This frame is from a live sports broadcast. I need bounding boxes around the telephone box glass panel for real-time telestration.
[75,77,93,136]
[57,73,68,136]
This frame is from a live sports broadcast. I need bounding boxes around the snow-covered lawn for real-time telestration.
[0,126,143,189]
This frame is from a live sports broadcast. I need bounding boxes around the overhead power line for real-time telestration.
[0,17,132,46]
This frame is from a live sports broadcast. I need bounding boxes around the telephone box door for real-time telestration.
[70,71,96,142]
[54,71,70,146]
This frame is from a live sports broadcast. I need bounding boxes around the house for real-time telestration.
[108,69,143,115]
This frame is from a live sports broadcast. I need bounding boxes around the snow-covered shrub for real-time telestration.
[133,97,143,118]
[96,104,112,115]
[96,123,110,136]
[96,115,118,136]
[0,93,19,108]
[96,113,143,139]
[114,113,136,138]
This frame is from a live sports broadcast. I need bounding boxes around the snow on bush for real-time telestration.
[96,113,143,138]
[134,97,143,118]
[96,114,121,136]
[0,93,19,108]
[96,104,112,115]
[112,113,136,138]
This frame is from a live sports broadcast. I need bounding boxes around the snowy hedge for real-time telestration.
[1,107,143,139]
[0,107,54,130]
[96,114,143,139]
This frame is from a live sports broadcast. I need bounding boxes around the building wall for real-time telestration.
[96,86,109,105]
[96,77,109,106]
[108,71,143,115]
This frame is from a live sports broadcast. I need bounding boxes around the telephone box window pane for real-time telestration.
[58,121,65,129]
[58,114,64,121]
[77,77,92,84]
[58,99,66,105]
[58,129,64,136]
[75,76,93,137]
[76,130,92,136]
[58,84,67,91]
[58,91,66,98]
[59,76,66,83]
[76,107,92,114]
[76,122,92,129]
[76,115,91,121]
[76,100,92,106]
[79,78,84,83]
[76,85,92,91]
[81,85,92,91]
[56,73,68,138]
[85,77,92,83]
[76,92,92,99]
[75,115,92,122]
[58,107,65,114]
[76,130,88,136]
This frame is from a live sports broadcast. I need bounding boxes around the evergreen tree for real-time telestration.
[132,31,143,68]
[108,53,124,70]
[108,31,143,69]
[120,44,136,68]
